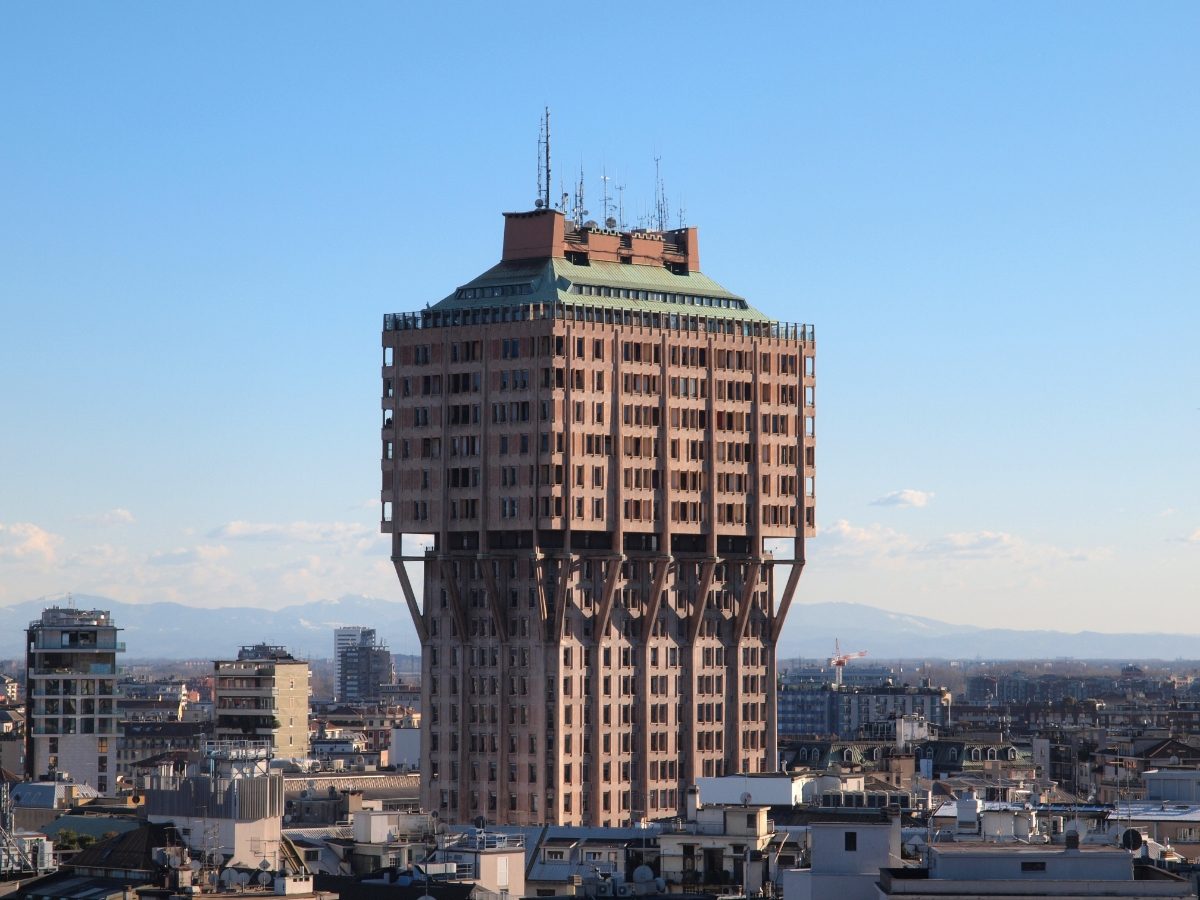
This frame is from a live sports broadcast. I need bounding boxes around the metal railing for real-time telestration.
[384,307,813,343]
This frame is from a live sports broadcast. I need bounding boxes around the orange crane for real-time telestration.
[830,639,867,686]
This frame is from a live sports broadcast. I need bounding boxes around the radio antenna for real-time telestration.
[654,156,669,232]
[544,108,551,210]
[535,108,553,209]
[600,167,612,227]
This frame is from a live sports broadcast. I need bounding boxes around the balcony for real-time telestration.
[31,641,124,653]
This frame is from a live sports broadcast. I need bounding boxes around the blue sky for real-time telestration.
[1,2,1196,642]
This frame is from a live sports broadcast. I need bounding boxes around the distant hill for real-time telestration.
[3,595,1198,662]
[0,593,419,661]
[781,601,1199,662]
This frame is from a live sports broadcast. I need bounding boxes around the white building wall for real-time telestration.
[697,775,808,806]
[783,822,899,900]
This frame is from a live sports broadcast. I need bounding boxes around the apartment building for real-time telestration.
[381,206,816,825]
[213,644,310,758]
[24,606,123,793]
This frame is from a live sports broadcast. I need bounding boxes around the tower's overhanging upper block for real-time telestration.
[430,207,771,323]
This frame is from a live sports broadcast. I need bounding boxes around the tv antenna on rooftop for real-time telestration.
[600,168,612,227]
[535,107,552,210]
[654,156,669,232]
[572,163,589,227]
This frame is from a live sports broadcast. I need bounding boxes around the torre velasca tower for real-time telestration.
[381,208,815,826]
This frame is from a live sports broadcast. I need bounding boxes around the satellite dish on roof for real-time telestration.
[741,792,753,806]
[605,217,617,229]
[220,869,237,886]
[633,865,654,884]
[1122,829,1144,851]
[257,871,273,886]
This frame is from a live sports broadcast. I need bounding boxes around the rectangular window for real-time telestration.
[844,832,857,852]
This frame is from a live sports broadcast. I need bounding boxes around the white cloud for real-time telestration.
[816,519,1108,569]
[1182,528,1200,545]
[871,489,934,508]
[817,519,914,558]
[0,522,62,563]
[76,507,136,526]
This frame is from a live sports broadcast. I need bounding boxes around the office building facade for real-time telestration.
[382,208,815,825]
[337,628,395,703]
[333,626,367,700]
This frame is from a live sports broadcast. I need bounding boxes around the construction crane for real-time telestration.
[830,639,867,687]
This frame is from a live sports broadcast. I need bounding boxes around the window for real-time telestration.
[844,832,857,852]
[1021,861,1046,872]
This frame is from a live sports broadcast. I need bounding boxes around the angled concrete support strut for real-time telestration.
[392,556,428,644]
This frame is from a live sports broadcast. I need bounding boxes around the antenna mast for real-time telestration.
[544,107,551,211]
[600,167,612,226]
[654,156,669,232]
[572,164,588,228]
[536,107,552,210]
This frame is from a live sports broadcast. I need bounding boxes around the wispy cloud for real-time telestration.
[210,520,374,544]
[1181,528,1200,545]
[871,489,934,508]
[76,507,136,526]
[0,522,62,563]
[148,545,230,566]
[66,544,130,568]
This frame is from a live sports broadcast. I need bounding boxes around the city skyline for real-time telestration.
[2,3,1197,635]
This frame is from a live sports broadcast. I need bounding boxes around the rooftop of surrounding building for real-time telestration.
[29,606,116,629]
[235,643,299,661]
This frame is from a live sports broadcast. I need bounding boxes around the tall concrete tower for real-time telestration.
[381,208,815,825]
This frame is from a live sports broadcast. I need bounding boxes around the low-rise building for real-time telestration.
[0,674,19,703]
[781,819,901,900]
[878,843,1190,900]
[142,739,286,870]
[115,719,208,782]
[658,804,775,892]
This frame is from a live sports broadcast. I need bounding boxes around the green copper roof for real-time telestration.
[432,257,770,322]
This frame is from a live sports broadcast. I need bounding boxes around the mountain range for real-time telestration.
[2,594,1197,662]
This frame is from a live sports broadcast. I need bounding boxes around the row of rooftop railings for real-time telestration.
[664,819,775,836]
[27,637,125,652]
[385,307,813,341]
